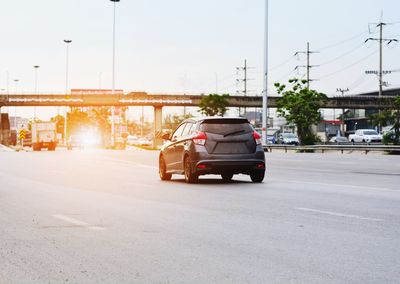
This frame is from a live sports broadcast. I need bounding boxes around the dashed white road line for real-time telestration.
[52,214,105,230]
[274,179,397,192]
[126,182,154,188]
[296,208,382,222]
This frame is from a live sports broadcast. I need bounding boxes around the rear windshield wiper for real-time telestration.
[223,130,245,137]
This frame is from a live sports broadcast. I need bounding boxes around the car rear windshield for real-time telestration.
[200,119,253,135]
[282,133,297,138]
[363,131,378,135]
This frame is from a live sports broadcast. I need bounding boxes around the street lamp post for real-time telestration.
[64,40,72,144]
[33,65,40,121]
[14,79,19,141]
[262,0,269,145]
[110,0,120,148]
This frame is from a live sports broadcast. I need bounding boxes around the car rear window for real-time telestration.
[200,119,253,135]
[363,130,378,135]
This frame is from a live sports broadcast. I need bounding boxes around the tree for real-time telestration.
[379,96,400,145]
[275,79,327,145]
[199,94,229,117]
[67,108,92,137]
[392,96,400,144]
[90,107,111,145]
[50,115,65,137]
[163,113,193,131]
[368,110,392,130]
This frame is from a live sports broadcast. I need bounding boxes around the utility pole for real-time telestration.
[336,88,349,133]
[110,0,120,148]
[262,0,269,145]
[236,59,254,117]
[64,40,72,145]
[33,65,40,121]
[13,79,19,142]
[365,18,398,132]
[365,23,398,98]
[295,42,319,88]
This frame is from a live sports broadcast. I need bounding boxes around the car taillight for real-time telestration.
[256,163,265,169]
[193,131,207,145]
[253,131,262,145]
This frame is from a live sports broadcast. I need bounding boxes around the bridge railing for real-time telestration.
[263,144,400,154]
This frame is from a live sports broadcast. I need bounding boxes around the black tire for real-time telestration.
[159,156,172,181]
[221,173,234,182]
[184,156,198,184]
[250,170,265,183]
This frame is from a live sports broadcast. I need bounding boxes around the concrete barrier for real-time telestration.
[264,144,400,154]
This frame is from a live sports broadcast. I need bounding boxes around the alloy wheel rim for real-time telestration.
[160,158,165,176]
[185,159,190,180]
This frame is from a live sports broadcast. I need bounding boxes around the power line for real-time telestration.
[274,69,296,83]
[319,42,365,66]
[268,55,296,72]
[347,75,368,90]
[318,30,369,51]
[319,49,378,79]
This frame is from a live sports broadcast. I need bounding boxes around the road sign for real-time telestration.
[18,129,26,140]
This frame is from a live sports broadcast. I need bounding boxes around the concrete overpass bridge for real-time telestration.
[1,92,398,147]
[0,92,397,109]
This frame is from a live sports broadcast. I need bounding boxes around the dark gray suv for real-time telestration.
[159,117,266,183]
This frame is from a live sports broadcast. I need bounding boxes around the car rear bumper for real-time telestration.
[193,159,265,175]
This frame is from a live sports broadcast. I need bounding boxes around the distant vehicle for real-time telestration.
[277,133,299,145]
[126,135,138,146]
[67,135,84,150]
[254,128,277,144]
[159,117,266,183]
[137,138,152,146]
[126,135,152,146]
[329,136,349,143]
[32,122,57,151]
[349,129,382,143]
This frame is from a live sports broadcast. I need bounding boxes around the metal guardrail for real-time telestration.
[264,144,400,154]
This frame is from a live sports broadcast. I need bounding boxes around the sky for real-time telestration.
[1,0,399,120]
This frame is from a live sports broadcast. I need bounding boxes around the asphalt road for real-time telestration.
[1,148,399,284]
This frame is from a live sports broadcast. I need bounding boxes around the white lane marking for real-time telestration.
[126,182,154,188]
[296,208,382,222]
[271,179,397,192]
[52,214,105,230]
[100,157,158,170]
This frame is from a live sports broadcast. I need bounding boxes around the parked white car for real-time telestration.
[348,129,382,143]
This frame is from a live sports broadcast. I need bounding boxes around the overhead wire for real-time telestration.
[319,42,366,66]
[317,30,369,51]
[319,49,378,79]
[268,55,296,72]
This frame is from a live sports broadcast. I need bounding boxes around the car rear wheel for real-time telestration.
[221,173,233,182]
[250,170,265,183]
[184,156,198,184]
[159,156,172,181]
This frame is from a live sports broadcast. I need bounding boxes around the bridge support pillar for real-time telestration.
[153,106,163,148]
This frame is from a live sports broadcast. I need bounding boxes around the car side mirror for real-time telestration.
[161,133,171,140]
